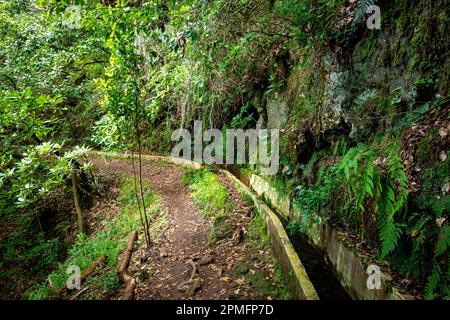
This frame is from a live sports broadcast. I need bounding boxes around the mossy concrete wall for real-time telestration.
[249,174,291,221]
[223,171,319,300]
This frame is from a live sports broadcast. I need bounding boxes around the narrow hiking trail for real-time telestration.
[91,158,289,300]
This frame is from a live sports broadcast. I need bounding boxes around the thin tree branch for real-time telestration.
[0,73,17,90]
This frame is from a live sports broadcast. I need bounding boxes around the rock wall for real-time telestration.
[249,0,448,168]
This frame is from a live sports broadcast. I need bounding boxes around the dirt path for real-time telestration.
[91,158,287,300]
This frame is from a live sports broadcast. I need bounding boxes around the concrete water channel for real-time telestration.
[284,223,351,300]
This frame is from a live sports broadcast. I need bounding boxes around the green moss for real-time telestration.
[232,257,292,300]
[231,261,250,278]
[416,128,439,164]
[247,209,270,249]
[244,263,292,300]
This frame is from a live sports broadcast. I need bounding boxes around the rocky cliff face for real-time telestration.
[259,0,448,170]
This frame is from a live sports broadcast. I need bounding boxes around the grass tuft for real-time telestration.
[182,168,231,217]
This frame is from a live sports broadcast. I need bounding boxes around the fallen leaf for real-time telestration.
[439,127,448,138]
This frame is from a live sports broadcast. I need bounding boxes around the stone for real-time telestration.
[199,254,214,266]
[208,215,231,242]
[265,92,289,129]
[232,261,250,277]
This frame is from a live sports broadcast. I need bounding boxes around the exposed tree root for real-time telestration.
[54,255,106,298]
[186,259,198,281]
[119,230,138,300]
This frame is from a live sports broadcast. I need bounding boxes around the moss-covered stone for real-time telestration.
[208,215,232,243]
[416,128,440,164]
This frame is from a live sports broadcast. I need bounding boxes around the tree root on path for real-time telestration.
[119,230,138,300]
[186,259,198,281]
[183,259,204,297]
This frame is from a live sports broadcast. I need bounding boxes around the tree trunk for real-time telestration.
[137,141,151,246]
[131,150,150,246]
[71,169,84,234]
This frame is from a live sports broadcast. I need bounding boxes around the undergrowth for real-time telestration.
[25,175,165,300]
[247,209,271,250]
[290,137,448,298]
[247,207,293,299]
[182,168,231,217]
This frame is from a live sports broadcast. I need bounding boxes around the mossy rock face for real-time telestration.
[208,215,232,243]
[265,91,289,129]
[416,128,439,164]
[353,33,379,64]
[347,89,384,140]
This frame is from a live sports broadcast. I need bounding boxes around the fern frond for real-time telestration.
[339,145,360,180]
[425,262,442,300]
[378,208,402,258]
[388,152,409,212]
[435,225,449,258]
[353,0,377,25]
[378,178,404,258]
[364,162,375,197]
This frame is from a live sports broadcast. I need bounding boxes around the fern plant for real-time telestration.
[378,148,409,257]
[230,101,254,129]
[425,225,450,299]
[397,213,431,277]
[337,143,408,257]
[292,166,338,233]
[353,0,378,26]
